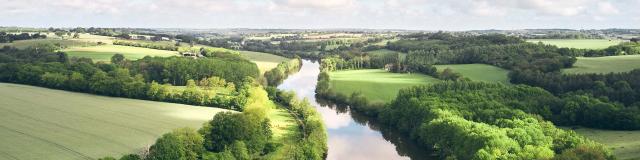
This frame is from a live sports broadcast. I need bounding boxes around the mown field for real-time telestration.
[63,45,178,62]
[527,39,624,49]
[566,127,640,159]
[563,54,640,74]
[329,69,439,102]
[0,83,229,159]
[239,51,290,74]
[435,64,510,83]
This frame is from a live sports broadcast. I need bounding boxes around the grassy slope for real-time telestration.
[527,39,624,49]
[239,51,290,74]
[63,45,178,62]
[0,83,229,159]
[563,55,640,74]
[434,64,510,83]
[329,69,439,102]
[567,128,640,159]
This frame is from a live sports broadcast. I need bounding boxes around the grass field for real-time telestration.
[239,51,290,74]
[434,64,510,83]
[0,33,115,49]
[527,39,624,49]
[63,45,178,62]
[563,55,640,74]
[566,127,640,159]
[329,69,439,102]
[0,83,229,159]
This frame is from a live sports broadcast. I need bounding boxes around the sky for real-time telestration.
[0,0,638,30]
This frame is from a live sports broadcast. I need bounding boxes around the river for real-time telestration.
[277,60,431,160]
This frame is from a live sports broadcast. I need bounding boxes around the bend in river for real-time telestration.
[277,59,431,160]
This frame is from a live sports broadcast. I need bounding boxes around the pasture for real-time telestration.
[63,45,178,62]
[0,83,229,159]
[329,69,439,102]
[568,127,640,159]
[434,64,510,83]
[239,51,290,74]
[563,55,640,74]
[527,39,624,49]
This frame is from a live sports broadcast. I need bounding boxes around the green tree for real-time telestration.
[111,54,125,66]
[147,133,186,160]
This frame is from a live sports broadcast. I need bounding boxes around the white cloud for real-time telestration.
[597,1,620,15]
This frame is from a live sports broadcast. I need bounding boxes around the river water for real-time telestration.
[277,60,430,160]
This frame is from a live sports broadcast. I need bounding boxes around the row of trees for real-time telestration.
[264,58,302,86]
[113,40,179,51]
[0,32,47,43]
[266,87,328,159]
[0,48,259,111]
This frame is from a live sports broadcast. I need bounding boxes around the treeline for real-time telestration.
[510,69,640,130]
[264,58,302,86]
[575,42,640,57]
[266,87,328,159]
[0,32,47,43]
[0,47,260,111]
[113,40,179,51]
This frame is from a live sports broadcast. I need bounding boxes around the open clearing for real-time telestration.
[563,55,640,74]
[239,51,290,74]
[63,45,178,62]
[567,127,640,159]
[0,83,229,159]
[434,64,510,83]
[527,39,624,49]
[329,69,439,102]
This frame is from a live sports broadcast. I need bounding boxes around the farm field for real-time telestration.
[527,39,624,49]
[563,55,640,74]
[239,51,290,74]
[0,33,115,49]
[434,64,510,83]
[63,45,178,62]
[567,127,640,159]
[329,69,439,102]
[0,83,229,159]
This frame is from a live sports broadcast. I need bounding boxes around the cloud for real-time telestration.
[272,0,356,9]
[597,1,620,15]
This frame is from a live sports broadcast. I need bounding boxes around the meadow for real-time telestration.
[63,45,178,62]
[434,64,510,83]
[563,54,640,74]
[0,83,229,159]
[527,39,624,49]
[329,69,439,102]
[240,51,290,74]
[567,127,640,159]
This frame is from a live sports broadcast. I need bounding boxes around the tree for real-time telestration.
[229,141,250,160]
[111,54,125,66]
[73,33,80,39]
[147,133,186,160]
[118,154,141,160]
[172,128,205,160]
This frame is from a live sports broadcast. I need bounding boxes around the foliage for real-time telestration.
[0,32,47,43]
[264,58,301,86]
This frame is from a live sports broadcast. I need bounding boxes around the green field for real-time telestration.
[567,127,640,159]
[435,64,510,83]
[0,33,115,49]
[239,51,290,74]
[0,83,229,159]
[329,69,439,102]
[527,39,624,49]
[64,45,178,62]
[563,55,640,74]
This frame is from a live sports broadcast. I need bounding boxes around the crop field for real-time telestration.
[0,33,114,49]
[329,69,439,102]
[63,45,178,62]
[434,64,510,83]
[563,55,640,74]
[567,127,640,159]
[0,83,229,159]
[527,39,624,49]
[239,51,290,74]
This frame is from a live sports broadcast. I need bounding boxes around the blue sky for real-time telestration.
[0,0,638,30]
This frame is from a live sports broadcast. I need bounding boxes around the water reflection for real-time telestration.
[277,60,433,160]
